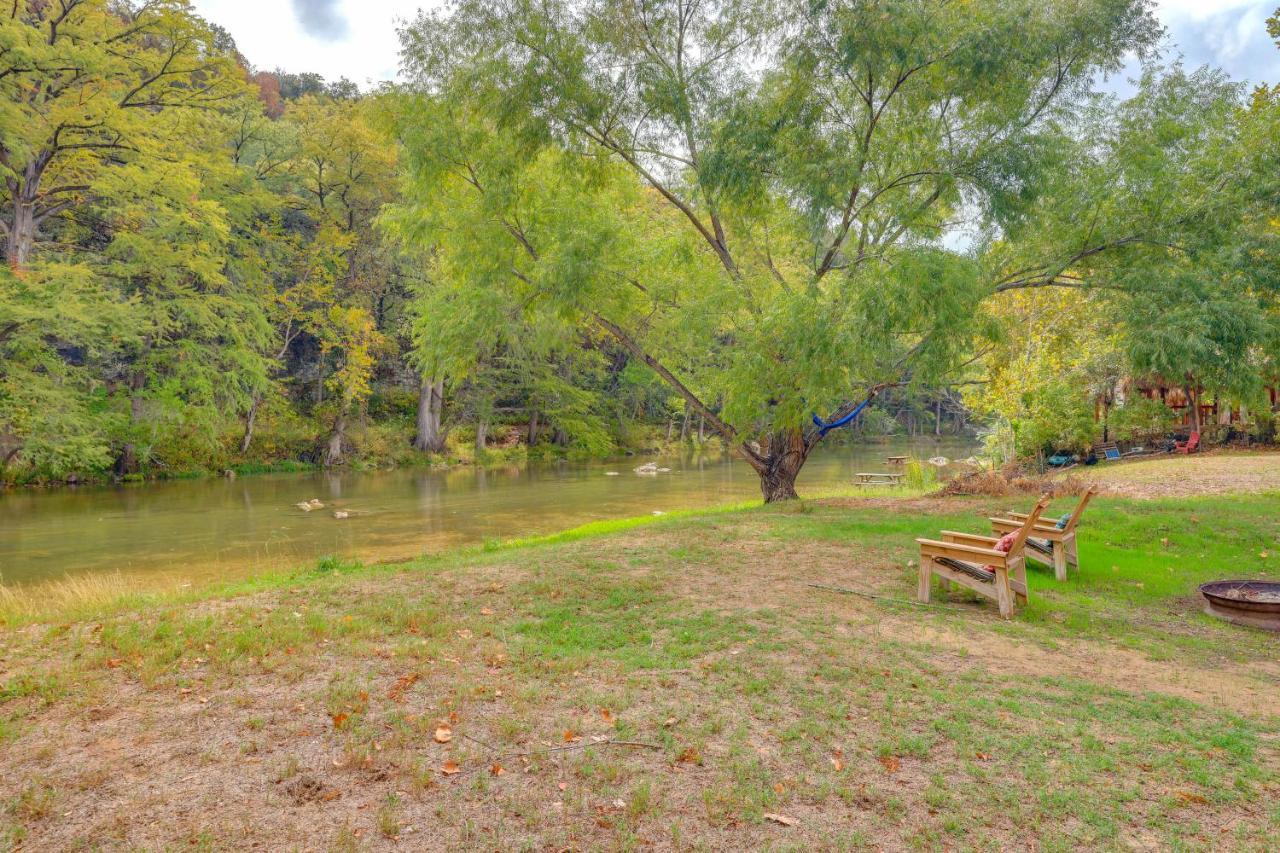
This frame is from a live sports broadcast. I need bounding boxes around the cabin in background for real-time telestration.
[1097,377,1279,438]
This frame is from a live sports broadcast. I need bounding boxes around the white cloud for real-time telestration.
[191,0,431,86]
[291,0,350,41]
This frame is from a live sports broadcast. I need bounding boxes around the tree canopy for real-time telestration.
[387,0,1275,498]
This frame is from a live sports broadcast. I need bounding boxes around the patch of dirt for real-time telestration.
[872,618,1280,719]
[281,775,340,804]
[1075,451,1280,498]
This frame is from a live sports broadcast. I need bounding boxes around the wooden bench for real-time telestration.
[917,496,1050,618]
[990,485,1096,581]
[855,472,904,486]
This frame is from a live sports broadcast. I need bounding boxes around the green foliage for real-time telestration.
[1012,382,1099,455]
[1108,397,1177,442]
[3,0,1277,488]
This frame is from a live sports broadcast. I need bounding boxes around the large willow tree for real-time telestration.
[392,0,1264,500]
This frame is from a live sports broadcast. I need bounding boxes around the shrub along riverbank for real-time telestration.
[2,459,1279,849]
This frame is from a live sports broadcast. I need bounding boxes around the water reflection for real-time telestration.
[0,439,975,588]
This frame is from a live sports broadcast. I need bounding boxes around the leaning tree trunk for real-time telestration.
[413,376,446,452]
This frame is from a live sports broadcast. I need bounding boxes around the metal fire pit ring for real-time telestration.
[1199,580,1280,632]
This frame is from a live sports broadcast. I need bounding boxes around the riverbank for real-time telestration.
[0,416,734,489]
[2,456,1279,849]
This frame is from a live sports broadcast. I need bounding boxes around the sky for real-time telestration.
[189,0,1280,91]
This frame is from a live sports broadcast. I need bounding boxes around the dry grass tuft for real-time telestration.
[938,469,1089,497]
[0,572,176,625]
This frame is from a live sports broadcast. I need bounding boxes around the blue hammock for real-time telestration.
[812,395,875,438]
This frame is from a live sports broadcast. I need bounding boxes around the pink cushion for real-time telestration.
[984,531,1020,573]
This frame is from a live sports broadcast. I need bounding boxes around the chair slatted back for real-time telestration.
[1062,485,1098,533]
[1007,495,1051,557]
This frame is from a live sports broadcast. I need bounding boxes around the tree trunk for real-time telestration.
[240,394,260,455]
[1185,384,1201,432]
[325,410,346,466]
[698,416,705,442]
[527,408,539,446]
[413,376,446,452]
[749,428,808,502]
[665,418,674,442]
[115,373,147,476]
[474,417,488,453]
[5,195,35,269]
[680,412,690,441]
[935,396,942,437]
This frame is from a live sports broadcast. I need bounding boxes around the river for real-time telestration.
[0,438,976,589]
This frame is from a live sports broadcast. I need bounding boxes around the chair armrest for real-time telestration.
[917,538,1005,561]
[990,517,1060,534]
[941,530,1000,545]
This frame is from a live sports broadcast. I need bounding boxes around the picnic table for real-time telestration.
[855,471,905,486]
[886,455,907,465]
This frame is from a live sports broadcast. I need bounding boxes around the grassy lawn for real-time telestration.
[1,459,1279,849]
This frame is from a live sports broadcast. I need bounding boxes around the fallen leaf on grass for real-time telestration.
[331,712,349,729]
[975,751,992,761]
[388,672,420,702]
[773,782,785,795]
[434,725,453,744]
[557,782,567,791]
[878,755,900,773]
[1175,791,1209,805]
[676,747,700,764]
[662,717,679,728]
[563,729,581,743]
[489,763,505,776]
[764,813,798,827]
[600,707,613,722]
[479,607,494,616]
[830,756,844,771]
[440,760,461,775]
[105,658,123,669]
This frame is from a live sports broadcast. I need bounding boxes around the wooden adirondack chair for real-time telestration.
[916,495,1050,618]
[1174,431,1200,454]
[989,485,1097,581]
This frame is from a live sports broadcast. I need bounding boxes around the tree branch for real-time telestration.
[592,313,748,455]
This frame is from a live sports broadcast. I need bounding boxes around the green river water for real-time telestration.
[0,439,976,589]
